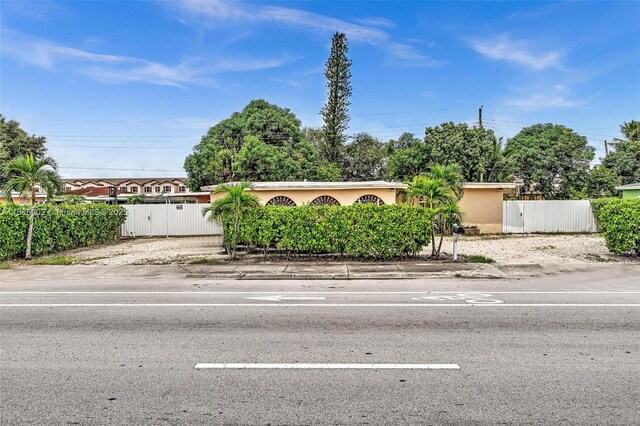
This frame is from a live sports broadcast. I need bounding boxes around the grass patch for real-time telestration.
[31,256,75,265]
[465,254,496,264]
[584,253,619,263]
[0,262,11,270]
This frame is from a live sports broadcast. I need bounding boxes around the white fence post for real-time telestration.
[503,200,598,233]
[120,204,222,237]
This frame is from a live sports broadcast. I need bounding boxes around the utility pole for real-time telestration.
[478,105,483,128]
[604,140,608,156]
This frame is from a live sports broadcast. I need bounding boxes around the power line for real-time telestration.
[59,166,185,172]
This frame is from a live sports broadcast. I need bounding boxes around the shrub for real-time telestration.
[591,198,640,255]
[231,204,435,259]
[0,204,126,260]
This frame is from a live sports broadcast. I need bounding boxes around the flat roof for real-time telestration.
[615,183,640,190]
[201,181,517,191]
[201,181,407,191]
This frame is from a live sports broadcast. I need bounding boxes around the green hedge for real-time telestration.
[591,198,640,255]
[0,204,127,260]
[231,204,435,259]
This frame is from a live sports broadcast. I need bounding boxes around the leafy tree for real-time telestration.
[305,127,342,181]
[343,133,387,181]
[60,195,88,205]
[501,124,595,199]
[3,154,63,259]
[425,165,464,257]
[584,165,622,198]
[320,32,352,164]
[202,182,260,257]
[620,120,640,142]
[0,115,48,189]
[184,100,319,189]
[601,121,640,185]
[403,175,456,257]
[386,132,421,155]
[387,123,500,182]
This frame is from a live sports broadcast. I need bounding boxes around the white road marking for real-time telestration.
[194,363,460,370]
[412,293,504,304]
[2,303,640,307]
[1,291,639,294]
[244,295,326,302]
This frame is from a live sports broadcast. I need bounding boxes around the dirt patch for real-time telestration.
[67,236,225,266]
[438,233,633,264]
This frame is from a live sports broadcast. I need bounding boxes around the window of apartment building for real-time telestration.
[144,186,152,193]
[179,186,186,193]
[131,187,138,193]
[65,186,72,192]
[119,187,127,192]
[155,186,161,193]
[163,186,172,193]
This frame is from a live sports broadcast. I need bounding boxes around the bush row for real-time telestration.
[229,204,435,259]
[591,198,640,255]
[0,204,127,260]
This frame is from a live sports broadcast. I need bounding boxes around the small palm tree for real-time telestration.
[426,164,464,256]
[404,175,456,256]
[427,164,464,201]
[3,154,63,259]
[202,182,260,257]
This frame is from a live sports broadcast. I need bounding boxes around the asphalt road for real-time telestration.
[1,268,639,425]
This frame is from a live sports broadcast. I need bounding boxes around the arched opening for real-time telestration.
[354,194,385,205]
[310,195,341,206]
[265,196,296,207]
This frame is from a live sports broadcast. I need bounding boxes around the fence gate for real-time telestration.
[121,204,223,237]
[503,200,598,233]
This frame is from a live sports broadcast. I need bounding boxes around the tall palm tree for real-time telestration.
[3,154,63,259]
[404,175,456,256]
[202,182,260,257]
[426,164,465,256]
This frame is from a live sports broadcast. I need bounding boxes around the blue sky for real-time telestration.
[1,0,639,178]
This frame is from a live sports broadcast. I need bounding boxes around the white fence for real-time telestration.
[121,204,223,237]
[503,200,599,233]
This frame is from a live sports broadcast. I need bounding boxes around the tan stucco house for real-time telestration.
[202,181,516,233]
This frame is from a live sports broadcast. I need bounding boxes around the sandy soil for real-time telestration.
[68,236,225,266]
[437,233,630,264]
[59,234,636,266]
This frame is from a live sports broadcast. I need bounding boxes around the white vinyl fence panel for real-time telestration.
[503,200,598,233]
[121,204,222,237]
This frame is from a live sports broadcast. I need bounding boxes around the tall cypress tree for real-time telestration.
[320,32,352,165]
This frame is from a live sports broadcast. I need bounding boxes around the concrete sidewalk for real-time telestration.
[1,261,626,281]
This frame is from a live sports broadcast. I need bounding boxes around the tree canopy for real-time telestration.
[343,133,387,181]
[0,115,48,188]
[501,123,595,200]
[601,120,640,185]
[184,100,319,190]
[387,123,500,182]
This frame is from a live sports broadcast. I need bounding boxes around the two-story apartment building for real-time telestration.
[63,177,189,195]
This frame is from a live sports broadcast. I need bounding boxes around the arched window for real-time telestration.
[265,196,296,207]
[354,194,385,205]
[310,195,341,206]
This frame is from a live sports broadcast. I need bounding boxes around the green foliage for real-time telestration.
[184,99,318,190]
[601,138,640,185]
[343,133,387,181]
[584,165,622,198]
[0,115,48,188]
[591,198,640,255]
[60,195,88,205]
[320,32,352,164]
[388,123,499,182]
[127,194,146,204]
[501,123,595,200]
[620,120,640,142]
[0,204,126,260]
[232,204,434,259]
[32,256,75,265]
[3,153,62,201]
[203,182,261,257]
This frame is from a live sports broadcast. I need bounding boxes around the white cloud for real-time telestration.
[0,28,292,87]
[353,16,396,29]
[468,34,563,70]
[172,0,442,67]
[505,86,592,110]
